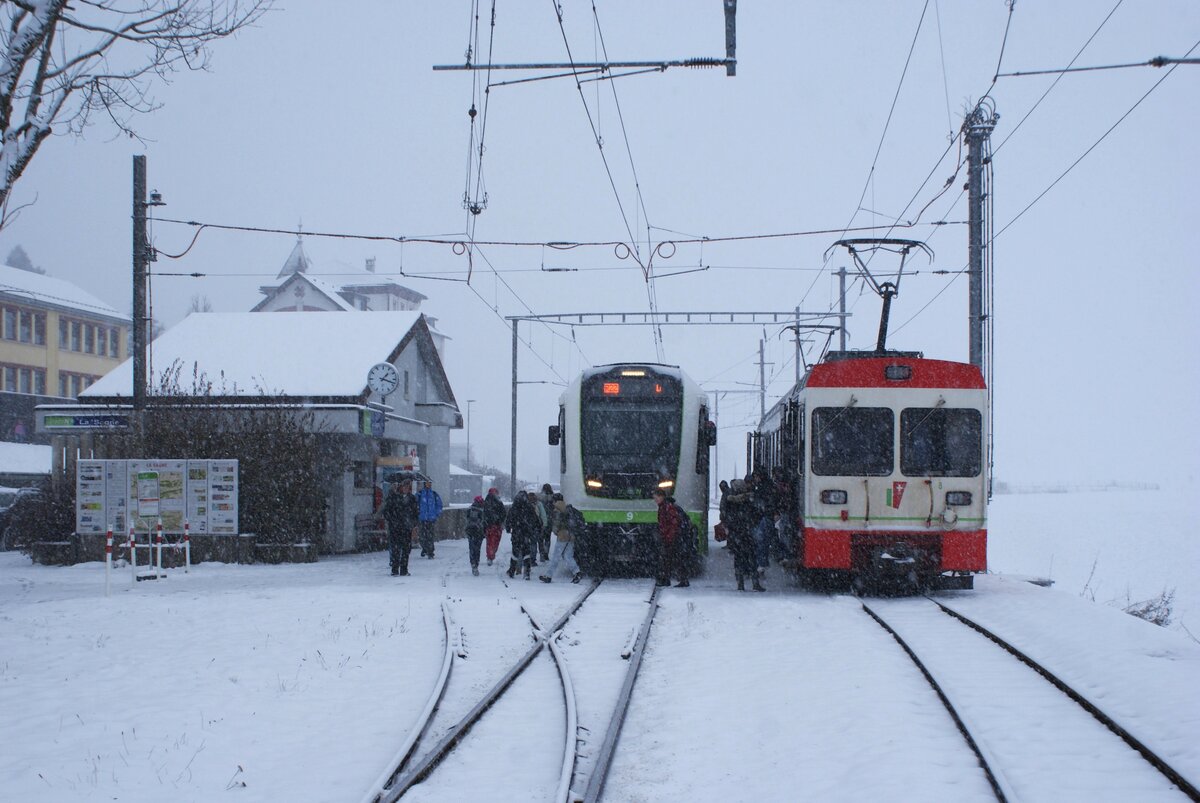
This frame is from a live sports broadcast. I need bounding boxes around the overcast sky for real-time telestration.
[1,1,1196,487]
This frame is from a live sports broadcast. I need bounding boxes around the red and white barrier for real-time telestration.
[105,528,113,597]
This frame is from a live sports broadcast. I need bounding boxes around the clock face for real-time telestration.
[367,362,399,396]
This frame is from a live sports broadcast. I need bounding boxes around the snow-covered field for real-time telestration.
[1,486,1196,802]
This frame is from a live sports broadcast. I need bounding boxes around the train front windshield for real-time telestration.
[580,373,682,496]
[900,407,982,477]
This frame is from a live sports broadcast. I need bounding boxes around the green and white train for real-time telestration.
[548,363,716,575]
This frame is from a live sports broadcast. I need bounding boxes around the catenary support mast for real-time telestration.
[965,99,998,370]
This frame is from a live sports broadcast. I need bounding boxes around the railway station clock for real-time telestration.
[367,362,400,397]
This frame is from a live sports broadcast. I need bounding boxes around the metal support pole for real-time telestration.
[510,320,518,499]
[132,156,148,411]
[837,267,848,351]
[794,306,802,386]
[965,101,997,370]
[758,340,766,423]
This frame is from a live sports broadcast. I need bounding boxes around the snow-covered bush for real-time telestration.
[96,362,348,550]
[1123,588,1175,628]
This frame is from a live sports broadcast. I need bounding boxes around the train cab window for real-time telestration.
[558,405,566,474]
[900,408,982,477]
[811,407,893,476]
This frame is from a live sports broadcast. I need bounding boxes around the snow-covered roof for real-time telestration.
[276,240,311,279]
[0,442,52,474]
[83,311,429,398]
[449,463,480,476]
[252,272,358,312]
[0,264,126,322]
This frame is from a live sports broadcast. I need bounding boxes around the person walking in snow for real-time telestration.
[504,491,541,580]
[539,493,583,584]
[527,490,548,566]
[465,495,486,575]
[482,487,506,566]
[416,480,443,558]
[725,479,763,591]
[382,479,419,576]
[653,489,689,588]
[536,483,555,561]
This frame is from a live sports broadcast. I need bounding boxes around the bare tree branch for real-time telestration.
[0,0,271,228]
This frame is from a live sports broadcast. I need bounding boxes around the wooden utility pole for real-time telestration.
[132,156,148,411]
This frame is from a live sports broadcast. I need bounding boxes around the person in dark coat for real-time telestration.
[750,469,777,577]
[504,492,541,580]
[725,479,763,591]
[382,479,419,576]
[482,487,506,566]
[653,489,688,588]
[536,482,555,561]
[465,496,486,575]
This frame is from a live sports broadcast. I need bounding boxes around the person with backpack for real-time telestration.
[416,480,443,558]
[539,493,583,583]
[652,489,689,588]
[465,496,486,576]
[482,487,506,566]
[382,479,419,576]
[504,491,540,580]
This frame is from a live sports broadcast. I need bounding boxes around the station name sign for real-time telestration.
[45,413,129,429]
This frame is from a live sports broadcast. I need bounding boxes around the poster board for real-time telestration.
[76,459,238,535]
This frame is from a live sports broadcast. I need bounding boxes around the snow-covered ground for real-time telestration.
[1,486,1196,802]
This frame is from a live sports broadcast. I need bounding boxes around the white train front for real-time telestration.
[548,363,714,575]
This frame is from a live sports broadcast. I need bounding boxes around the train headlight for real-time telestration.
[820,489,848,505]
[657,479,675,489]
[586,478,603,489]
[945,491,972,506]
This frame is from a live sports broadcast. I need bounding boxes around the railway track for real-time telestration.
[361,578,662,802]
[862,597,1200,802]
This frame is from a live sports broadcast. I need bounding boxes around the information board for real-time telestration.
[76,459,238,535]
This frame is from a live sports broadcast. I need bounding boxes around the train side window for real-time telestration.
[811,407,893,476]
[696,406,710,474]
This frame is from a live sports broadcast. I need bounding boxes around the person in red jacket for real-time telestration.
[653,489,689,588]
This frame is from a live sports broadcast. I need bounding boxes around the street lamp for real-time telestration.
[465,400,476,471]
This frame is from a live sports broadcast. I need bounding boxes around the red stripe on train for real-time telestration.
[802,528,987,571]
[807,357,985,390]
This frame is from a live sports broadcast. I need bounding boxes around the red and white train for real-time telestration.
[751,350,988,591]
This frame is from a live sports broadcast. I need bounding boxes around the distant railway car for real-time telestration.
[752,351,987,591]
[549,363,716,575]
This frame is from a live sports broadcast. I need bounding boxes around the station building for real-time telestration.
[34,310,461,553]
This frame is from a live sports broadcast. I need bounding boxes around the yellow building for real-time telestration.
[0,263,130,440]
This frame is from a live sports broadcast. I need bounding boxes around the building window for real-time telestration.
[3,308,14,340]
[58,374,67,397]
[18,310,31,342]
[18,367,30,393]
[33,313,45,345]
[110,328,120,357]
[32,369,45,395]
[96,327,106,356]
[84,324,95,354]
[59,318,68,349]
[403,370,410,399]
[70,321,80,351]
[3,366,15,391]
